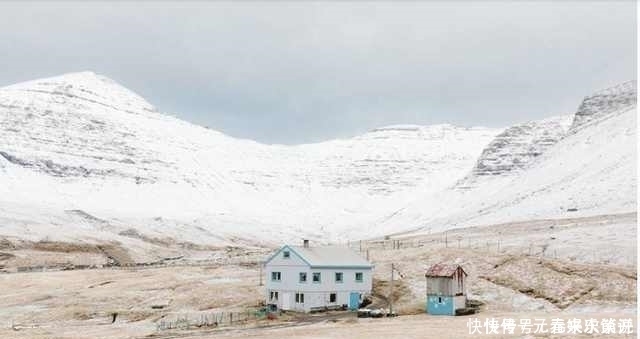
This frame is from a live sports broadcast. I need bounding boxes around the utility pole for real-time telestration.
[389,263,394,315]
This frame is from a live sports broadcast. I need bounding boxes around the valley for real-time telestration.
[0,72,636,338]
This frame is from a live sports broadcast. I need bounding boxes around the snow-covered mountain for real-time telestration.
[0,72,635,250]
[374,82,636,237]
[0,72,499,246]
[459,115,573,187]
[570,80,636,131]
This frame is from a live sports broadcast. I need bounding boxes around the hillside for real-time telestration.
[0,72,500,251]
[372,83,636,237]
[0,72,635,258]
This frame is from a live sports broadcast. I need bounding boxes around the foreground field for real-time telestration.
[171,312,637,339]
[0,213,635,338]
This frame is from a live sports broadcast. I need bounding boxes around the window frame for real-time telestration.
[295,292,305,303]
[271,271,281,282]
[283,250,290,259]
[312,272,321,283]
[270,291,279,301]
[329,293,337,303]
[335,272,343,283]
[299,272,307,283]
[355,272,363,283]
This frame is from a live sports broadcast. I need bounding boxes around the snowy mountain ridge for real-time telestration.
[0,72,635,251]
[1,71,157,114]
[374,82,636,237]
[570,80,636,131]
[463,115,573,182]
[0,72,500,246]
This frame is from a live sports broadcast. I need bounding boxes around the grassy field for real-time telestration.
[0,213,635,338]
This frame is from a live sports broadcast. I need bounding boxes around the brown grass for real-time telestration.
[370,278,414,310]
[31,241,100,253]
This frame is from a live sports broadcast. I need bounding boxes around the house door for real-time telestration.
[281,292,291,310]
[349,292,360,310]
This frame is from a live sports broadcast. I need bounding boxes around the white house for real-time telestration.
[263,240,373,312]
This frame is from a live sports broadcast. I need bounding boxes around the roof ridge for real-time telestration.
[266,244,373,268]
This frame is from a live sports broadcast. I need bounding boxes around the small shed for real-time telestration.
[425,263,467,315]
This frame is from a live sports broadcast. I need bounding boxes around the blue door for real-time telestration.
[349,292,360,310]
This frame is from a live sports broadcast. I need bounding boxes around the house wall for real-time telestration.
[264,246,372,312]
[283,291,355,312]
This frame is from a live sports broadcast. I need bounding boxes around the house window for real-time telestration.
[335,272,343,283]
[299,272,307,283]
[355,272,363,282]
[329,293,337,303]
[283,251,290,259]
[312,272,321,283]
[271,271,281,281]
[295,293,305,303]
[270,291,279,301]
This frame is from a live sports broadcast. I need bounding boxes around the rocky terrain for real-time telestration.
[570,80,636,131]
[465,115,572,180]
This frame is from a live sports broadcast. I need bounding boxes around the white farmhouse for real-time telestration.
[263,240,373,312]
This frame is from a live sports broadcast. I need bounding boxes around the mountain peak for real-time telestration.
[370,123,456,133]
[570,80,636,131]
[1,71,155,114]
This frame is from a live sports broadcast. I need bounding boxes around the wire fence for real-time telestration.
[8,255,263,274]
[345,237,564,260]
[156,309,269,331]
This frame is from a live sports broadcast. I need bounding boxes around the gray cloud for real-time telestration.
[0,1,636,144]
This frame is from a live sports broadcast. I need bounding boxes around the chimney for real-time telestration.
[303,239,309,248]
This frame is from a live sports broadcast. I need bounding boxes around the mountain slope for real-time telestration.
[373,84,636,236]
[0,72,500,247]
[570,80,636,130]
[0,72,634,252]
[457,115,572,188]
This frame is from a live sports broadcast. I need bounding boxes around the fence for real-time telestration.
[347,237,504,252]
[345,235,565,260]
[7,255,264,275]
[156,309,268,331]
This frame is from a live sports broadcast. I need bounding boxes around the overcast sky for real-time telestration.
[0,1,636,144]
